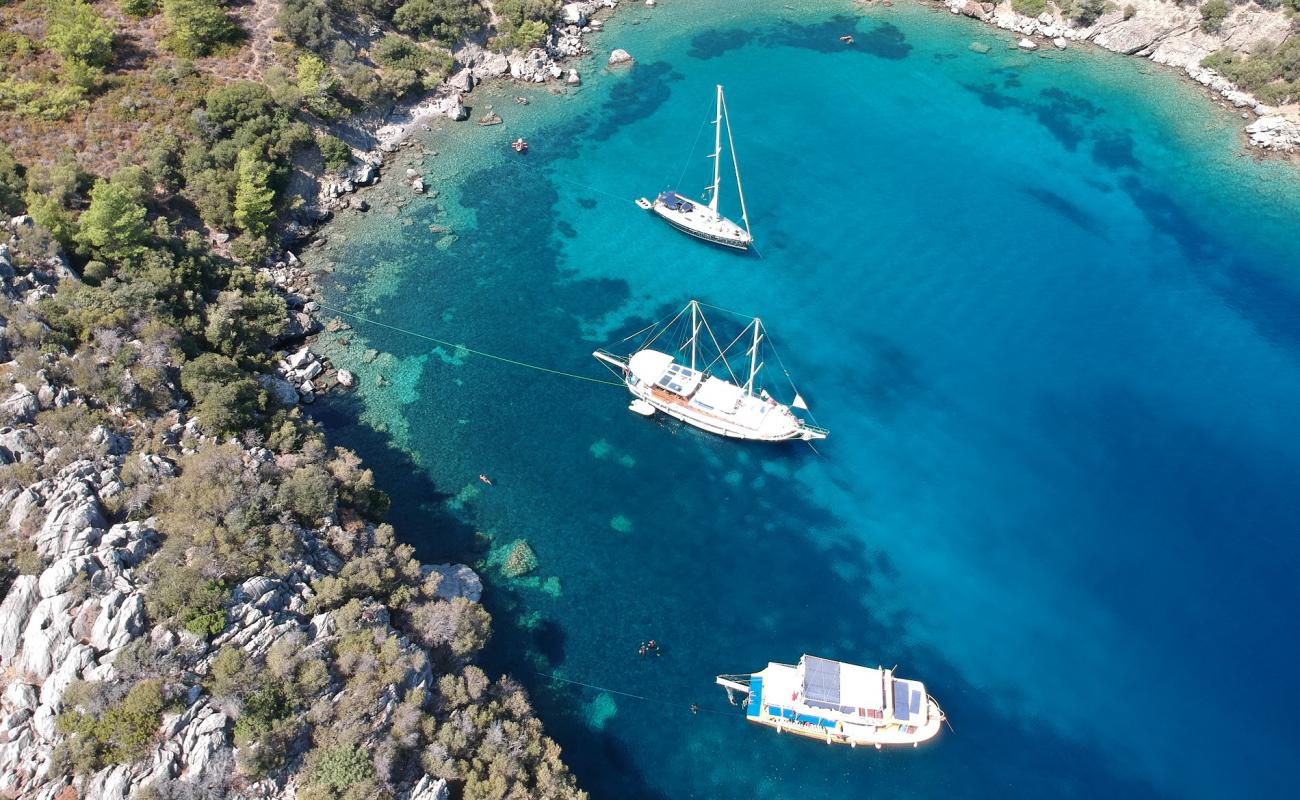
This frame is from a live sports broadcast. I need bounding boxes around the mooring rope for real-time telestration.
[314,303,623,386]
[535,672,738,718]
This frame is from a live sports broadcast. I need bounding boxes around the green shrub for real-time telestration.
[163,0,241,57]
[207,645,249,698]
[329,448,390,519]
[233,683,292,740]
[56,680,165,772]
[0,78,89,121]
[1067,0,1106,25]
[180,353,266,435]
[0,142,24,216]
[75,174,151,264]
[46,0,115,68]
[145,561,228,637]
[277,463,335,523]
[1200,0,1230,33]
[1123,3,1137,18]
[120,0,160,16]
[318,134,352,172]
[1202,39,1300,104]
[276,0,333,51]
[493,0,557,51]
[307,744,375,794]
[393,0,486,44]
[1011,0,1043,18]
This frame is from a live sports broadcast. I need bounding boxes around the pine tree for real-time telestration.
[76,178,149,264]
[233,149,275,239]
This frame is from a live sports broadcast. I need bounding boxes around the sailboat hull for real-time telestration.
[650,201,752,250]
[624,377,825,442]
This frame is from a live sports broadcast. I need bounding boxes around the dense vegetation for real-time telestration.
[0,0,587,797]
[1204,31,1300,105]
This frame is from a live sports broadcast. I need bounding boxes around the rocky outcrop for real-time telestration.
[944,0,1300,152]
[0,438,487,799]
[1246,114,1300,151]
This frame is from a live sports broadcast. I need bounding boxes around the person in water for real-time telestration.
[690,703,699,715]
[479,474,493,486]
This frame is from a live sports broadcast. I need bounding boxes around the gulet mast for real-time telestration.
[689,300,700,371]
[708,85,723,212]
[745,318,763,396]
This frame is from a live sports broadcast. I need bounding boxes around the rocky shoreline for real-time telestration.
[934,0,1300,153]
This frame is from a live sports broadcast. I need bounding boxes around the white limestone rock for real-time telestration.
[422,563,483,602]
[608,48,634,66]
[1,388,38,424]
[0,575,39,661]
[258,374,300,407]
[407,775,450,800]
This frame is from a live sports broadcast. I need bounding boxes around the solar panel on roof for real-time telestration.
[802,656,841,706]
[892,681,911,721]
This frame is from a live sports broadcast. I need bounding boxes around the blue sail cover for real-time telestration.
[657,191,694,211]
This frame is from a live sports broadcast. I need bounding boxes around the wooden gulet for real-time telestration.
[592,301,826,442]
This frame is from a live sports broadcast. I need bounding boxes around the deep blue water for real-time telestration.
[310,2,1300,797]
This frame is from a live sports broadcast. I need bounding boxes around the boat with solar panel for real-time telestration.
[636,85,754,251]
[716,655,944,748]
[592,300,827,442]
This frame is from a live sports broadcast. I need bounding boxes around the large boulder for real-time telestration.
[422,563,482,602]
[407,775,450,800]
[258,374,300,407]
[0,388,39,424]
[608,48,634,66]
[277,310,322,345]
[0,575,39,660]
[474,52,511,79]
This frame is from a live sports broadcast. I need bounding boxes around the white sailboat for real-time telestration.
[593,301,827,442]
[636,85,754,251]
[716,655,945,749]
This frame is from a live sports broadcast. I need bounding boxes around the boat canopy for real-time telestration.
[629,350,675,384]
[799,655,887,712]
[630,351,703,396]
[692,376,744,413]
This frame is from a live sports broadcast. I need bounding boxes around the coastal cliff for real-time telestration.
[0,0,616,798]
[0,214,584,799]
[939,0,1300,152]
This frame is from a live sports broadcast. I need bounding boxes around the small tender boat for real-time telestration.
[840,34,855,44]
[512,138,529,153]
[593,300,827,442]
[637,85,753,251]
[717,655,944,748]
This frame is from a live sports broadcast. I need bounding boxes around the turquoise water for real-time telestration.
[311,2,1300,797]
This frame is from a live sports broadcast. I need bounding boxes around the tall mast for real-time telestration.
[745,318,763,395]
[721,89,751,237]
[689,301,699,371]
[708,85,723,212]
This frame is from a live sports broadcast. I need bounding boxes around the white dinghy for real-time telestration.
[638,85,754,251]
[593,301,826,442]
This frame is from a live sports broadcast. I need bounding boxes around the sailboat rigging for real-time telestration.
[635,85,754,250]
[593,301,827,442]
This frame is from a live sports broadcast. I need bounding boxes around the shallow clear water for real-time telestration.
[310,2,1300,797]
